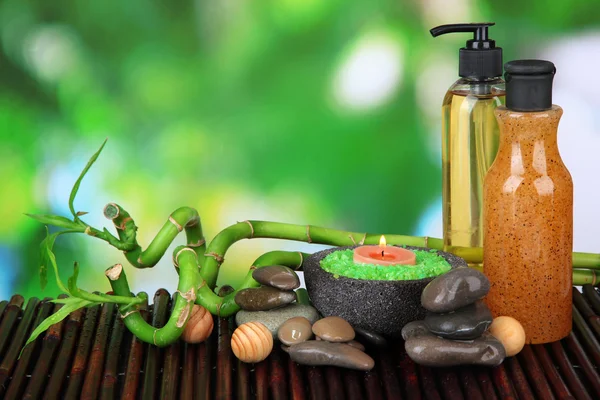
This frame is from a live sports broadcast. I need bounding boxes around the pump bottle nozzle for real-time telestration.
[430,23,502,80]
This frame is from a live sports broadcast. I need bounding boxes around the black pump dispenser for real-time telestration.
[430,23,502,80]
[504,60,555,112]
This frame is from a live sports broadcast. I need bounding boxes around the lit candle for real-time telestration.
[353,236,416,266]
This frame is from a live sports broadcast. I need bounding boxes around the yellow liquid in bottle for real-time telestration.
[442,89,505,268]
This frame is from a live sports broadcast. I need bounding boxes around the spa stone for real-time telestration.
[284,341,375,371]
[401,320,430,340]
[312,316,355,343]
[234,286,296,311]
[252,265,300,290]
[277,316,313,345]
[421,267,490,313]
[424,300,493,340]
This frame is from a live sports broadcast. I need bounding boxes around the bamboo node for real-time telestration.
[242,220,255,238]
[250,265,257,270]
[175,247,198,266]
[306,225,312,243]
[349,235,357,245]
[297,252,304,269]
[177,302,192,328]
[424,236,429,248]
[136,256,145,267]
[197,280,207,291]
[153,329,159,346]
[84,226,92,235]
[116,216,133,230]
[188,238,206,248]
[175,287,197,302]
[216,301,223,316]
[120,309,139,319]
[205,252,224,265]
[358,233,367,245]
[105,264,123,281]
[169,216,184,232]
[186,216,200,228]
[593,269,597,286]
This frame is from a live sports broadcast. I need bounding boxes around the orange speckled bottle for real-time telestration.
[483,60,572,344]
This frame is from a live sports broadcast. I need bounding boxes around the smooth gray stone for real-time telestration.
[405,332,506,367]
[234,286,296,311]
[236,304,319,337]
[424,300,493,340]
[401,321,430,340]
[252,265,300,290]
[354,327,388,348]
[312,316,355,343]
[421,267,490,313]
[285,341,375,371]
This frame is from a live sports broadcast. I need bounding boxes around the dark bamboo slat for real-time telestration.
[572,305,600,366]
[474,368,498,400]
[436,369,464,400]
[195,326,214,400]
[122,308,150,400]
[23,300,68,400]
[64,303,100,399]
[562,332,600,398]
[0,294,25,357]
[5,298,54,399]
[141,289,171,399]
[254,359,269,400]
[236,357,251,400]
[418,366,441,400]
[0,286,599,399]
[216,317,233,400]
[505,355,535,400]
[43,307,85,400]
[582,285,600,314]
[269,344,289,400]
[458,368,484,400]
[364,368,384,400]
[397,345,421,400]
[576,288,600,340]
[343,368,365,400]
[533,344,574,399]
[99,306,126,400]
[376,348,402,400]
[548,341,592,400]
[517,345,556,400]
[0,296,40,397]
[306,366,327,400]
[180,343,195,400]
[288,356,307,400]
[491,363,517,400]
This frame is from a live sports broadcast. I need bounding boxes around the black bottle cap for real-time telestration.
[430,23,503,80]
[504,60,556,112]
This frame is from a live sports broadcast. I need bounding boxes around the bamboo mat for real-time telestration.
[0,286,599,400]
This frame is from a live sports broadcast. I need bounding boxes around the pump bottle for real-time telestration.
[430,23,505,265]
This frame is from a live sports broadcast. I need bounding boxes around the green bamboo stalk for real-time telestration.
[573,269,599,286]
[105,247,199,346]
[295,289,311,306]
[194,250,307,317]
[103,204,205,268]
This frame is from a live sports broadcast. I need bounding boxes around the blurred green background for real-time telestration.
[1,0,599,299]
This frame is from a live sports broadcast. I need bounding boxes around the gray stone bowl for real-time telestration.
[303,245,467,338]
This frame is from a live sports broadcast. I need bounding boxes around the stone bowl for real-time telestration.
[303,245,467,338]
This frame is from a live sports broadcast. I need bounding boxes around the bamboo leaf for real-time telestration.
[21,298,90,358]
[76,211,89,216]
[69,138,107,220]
[41,228,69,293]
[67,262,81,296]
[26,214,83,231]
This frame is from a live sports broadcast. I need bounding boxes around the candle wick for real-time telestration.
[381,250,384,258]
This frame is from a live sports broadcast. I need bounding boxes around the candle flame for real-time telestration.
[379,235,386,249]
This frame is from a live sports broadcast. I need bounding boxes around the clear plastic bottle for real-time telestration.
[484,60,572,344]
[431,23,505,266]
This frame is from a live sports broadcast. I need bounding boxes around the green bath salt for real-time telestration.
[320,249,451,281]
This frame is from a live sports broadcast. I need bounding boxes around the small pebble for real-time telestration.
[278,317,313,346]
[346,340,366,352]
[286,340,375,371]
[424,300,493,340]
[354,327,388,347]
[235,287,296,311]
[236,304,319,337]
[312,316,355,343]
[253,265,300,290]
[405,332,505,367]
[401,321,430,340]
[488,316,526,357]
[421,267,490,313]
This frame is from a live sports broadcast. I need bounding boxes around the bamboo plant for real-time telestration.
[23,140,600,349]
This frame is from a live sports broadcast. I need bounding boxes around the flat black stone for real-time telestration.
[303,246,467,337]
[424,300,493,340]
[421,267,490,313]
